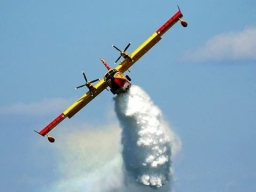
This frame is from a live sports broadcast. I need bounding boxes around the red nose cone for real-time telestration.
[181,20,188,27]
[47,136,55,143]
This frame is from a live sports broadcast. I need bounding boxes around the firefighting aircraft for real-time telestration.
[35,6,187,143]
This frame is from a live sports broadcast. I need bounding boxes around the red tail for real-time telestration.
[100,58,111,70]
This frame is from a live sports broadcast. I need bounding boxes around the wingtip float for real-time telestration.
[34,130,55,143]
[177,5,188,27]
[35,6,188,143]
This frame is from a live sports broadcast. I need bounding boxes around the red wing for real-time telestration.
[116,7,187,73]
[35,80,107,142]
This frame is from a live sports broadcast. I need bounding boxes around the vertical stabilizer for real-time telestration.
[100,58,111,70]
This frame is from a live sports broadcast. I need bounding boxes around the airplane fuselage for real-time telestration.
[104,68,131,94]
[36,7,187,142]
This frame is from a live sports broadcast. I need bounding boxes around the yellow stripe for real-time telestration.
[63,80,107,118]
[116,32,161,73]
[131,32,160,61]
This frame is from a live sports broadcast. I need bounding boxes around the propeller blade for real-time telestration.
[124,42,131,52]
[113,43,131,63]
[90,79,100,83]
[115,55,122,64]
[82,72,88,83]
[112,45,122,52]
[76,84,86,89]
[76,72,99,91]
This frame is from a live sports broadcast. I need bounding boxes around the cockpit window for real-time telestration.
[104,69,118,80]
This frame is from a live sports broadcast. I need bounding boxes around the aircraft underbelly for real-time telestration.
[112,77,131,94]
[114,78,125,87]
[104,69,131,94]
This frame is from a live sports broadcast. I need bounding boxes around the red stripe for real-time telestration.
[156,10,183,34]
[114,78,125,87]
[39,113,65,136]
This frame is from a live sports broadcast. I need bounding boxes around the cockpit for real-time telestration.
[104,69,118,81]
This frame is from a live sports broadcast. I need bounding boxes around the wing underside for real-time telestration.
[37,80,107,137]
[116,8,184,73]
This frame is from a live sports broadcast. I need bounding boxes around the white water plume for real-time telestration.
[48,85,181,192]
[114,85,181,189]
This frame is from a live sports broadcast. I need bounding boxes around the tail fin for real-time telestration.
[100,58,111,70]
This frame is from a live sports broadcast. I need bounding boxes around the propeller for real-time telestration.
[76,72,99,96]
[112,42,131,63]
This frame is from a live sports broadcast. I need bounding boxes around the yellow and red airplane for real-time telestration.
[35,6,188,143]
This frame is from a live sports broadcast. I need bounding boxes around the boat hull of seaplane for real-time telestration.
[104,68,131,95]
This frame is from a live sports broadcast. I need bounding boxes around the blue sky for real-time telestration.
[1,0,256,191]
